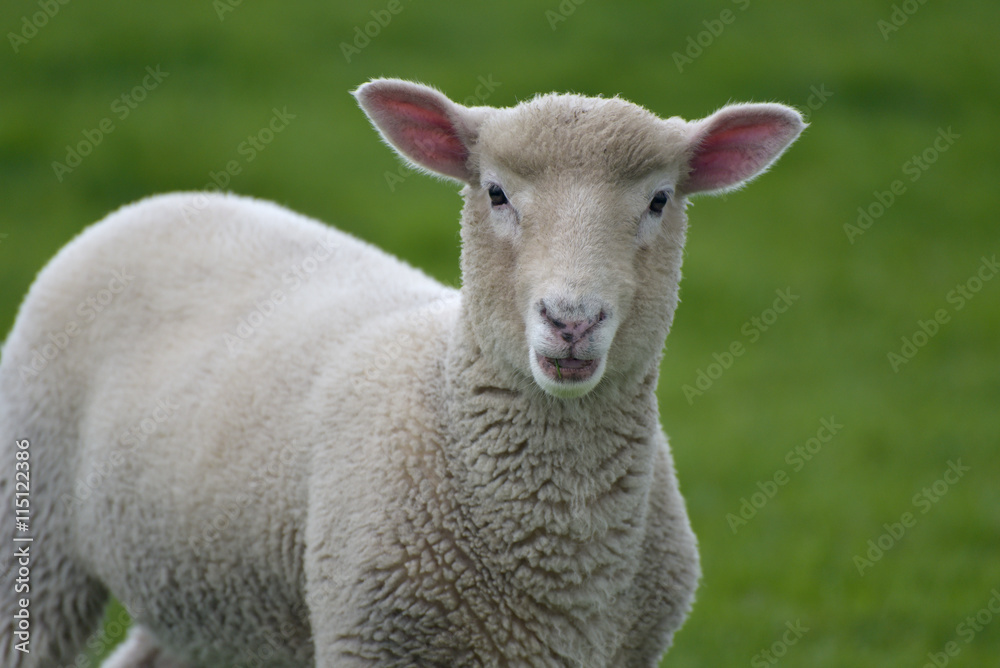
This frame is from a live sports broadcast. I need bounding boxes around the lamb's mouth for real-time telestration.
[535,352,600,382]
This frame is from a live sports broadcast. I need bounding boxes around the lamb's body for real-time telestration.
[0,193,692,666]
[1,80,803,667]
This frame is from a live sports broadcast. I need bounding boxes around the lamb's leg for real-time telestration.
[615,442,701,667]
[0,537,108,667]
[0,418,109,667]
[100,626,190,668]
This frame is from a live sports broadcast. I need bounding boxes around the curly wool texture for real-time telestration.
[0,80,803,667]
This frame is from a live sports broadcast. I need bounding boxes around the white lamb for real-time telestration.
[0,79,803,667]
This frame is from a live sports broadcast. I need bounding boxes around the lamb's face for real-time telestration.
[463,98,691,398]
[355,79,805,399]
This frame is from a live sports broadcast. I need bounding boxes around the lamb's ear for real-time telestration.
[353,79,486,184]
[679,103,805,196]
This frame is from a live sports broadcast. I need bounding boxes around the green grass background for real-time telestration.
[2,1,998,665]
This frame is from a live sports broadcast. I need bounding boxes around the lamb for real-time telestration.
[0,79,804,667]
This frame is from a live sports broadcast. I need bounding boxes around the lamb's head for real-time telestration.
[355,79,804,399]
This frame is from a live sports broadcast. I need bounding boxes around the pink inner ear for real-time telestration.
[688,149,751,189]
[375,97,469,178]
[687,123,777,193]
[700,123,779,151]
[684,110,801,195]
[383,97,449,127]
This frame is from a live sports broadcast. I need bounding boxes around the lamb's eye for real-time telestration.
[649,190,669,215]
[488,184,509,207]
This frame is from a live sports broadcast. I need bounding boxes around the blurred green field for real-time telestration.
[2,1,999,666]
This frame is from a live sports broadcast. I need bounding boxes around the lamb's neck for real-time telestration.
[442,319,662,612]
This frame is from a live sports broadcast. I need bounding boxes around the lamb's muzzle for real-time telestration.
[528,297,615,396]
[528,298,608,388]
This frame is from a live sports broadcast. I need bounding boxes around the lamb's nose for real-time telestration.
[540,303,605,344]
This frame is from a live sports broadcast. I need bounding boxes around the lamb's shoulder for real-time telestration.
[303,300,485,663]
